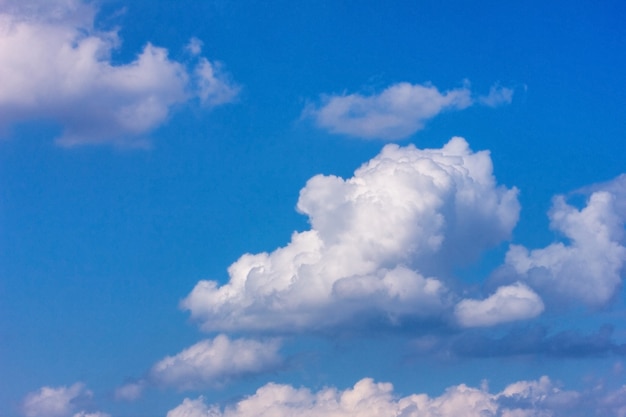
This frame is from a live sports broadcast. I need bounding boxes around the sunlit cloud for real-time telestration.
[0,0,239,147]
[182,137,520,333]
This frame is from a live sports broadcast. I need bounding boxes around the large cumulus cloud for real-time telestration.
[182,137,521,332]
[0,0,239,147]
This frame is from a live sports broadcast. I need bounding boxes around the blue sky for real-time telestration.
[1,0,626,416]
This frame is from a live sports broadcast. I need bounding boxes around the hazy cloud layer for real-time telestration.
[451,324,626,359]
[304,82,512,140]
[167,376,623,417]
[20,383,108,417]
[503,178,626,309]
[182,137,520,332]
[0,0,238,147]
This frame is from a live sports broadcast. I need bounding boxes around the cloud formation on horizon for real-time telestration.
[0,0,239,147]
[167,375,626,417]
[304,82,513,140]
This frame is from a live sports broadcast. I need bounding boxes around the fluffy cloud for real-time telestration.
[0,0,238,147]
[167,378,496,417]
[304,82,512,140]
[504,180,626,308]
[150,335,282,390]
[20,383,108,417]
[168,376,620,417]
[182,137,520,332]
[146,335,282,391]
[455,282,544,327]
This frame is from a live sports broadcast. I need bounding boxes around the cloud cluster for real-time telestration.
[182,137,520,333]
[20,383,108,417]
[0,0,238,147]
[167,375,624,417]
[304,82,512,140]
[503,180,626,309]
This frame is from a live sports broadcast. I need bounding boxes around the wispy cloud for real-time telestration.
[304,81,512,140]
[478,84,514,107]
[0,0,239,147]
[20,383,108,417]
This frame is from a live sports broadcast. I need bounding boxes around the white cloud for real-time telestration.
[169,378,497,417]
[182,137,520,332]
[478,84,514,107]
[499,376,580,416]
[72,413,111,417]
[149,335,283,390]
[304,82,512,140]
[21,383,88,417]
[167,397,220,417]
[195,58,240,107]
[455,282,544,327]
[505,183,626,308]
[20,383,108,417]
[169,375,626,417]
[0,0,238,147]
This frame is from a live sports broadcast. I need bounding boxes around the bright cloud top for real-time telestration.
[455,282,544,328]
[182,137,520,332]
[20,383,109,417]
[305,82,512,140]
[167,375,621,417]
[504,181,626,308]
[0,0,239,147]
